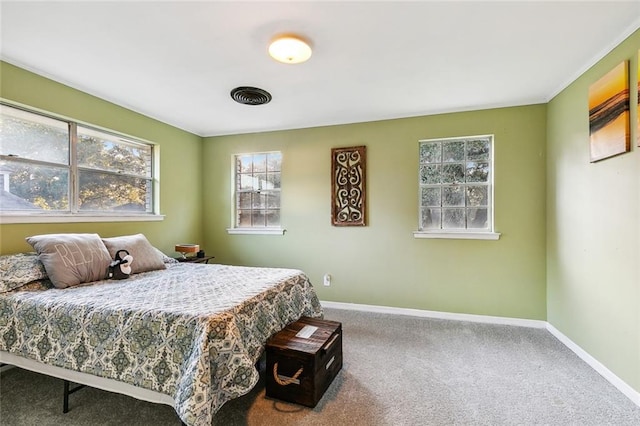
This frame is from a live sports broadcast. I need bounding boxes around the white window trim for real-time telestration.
[0,100,161,221]
[226,227,285,235]
[0,213,164,224]
[413,231,500,240]
[416,134,497,238]
[228,151,283,235]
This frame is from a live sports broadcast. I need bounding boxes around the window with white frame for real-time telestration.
[0,103,156,219]
[417,135,496,237]
[232,151,282,231]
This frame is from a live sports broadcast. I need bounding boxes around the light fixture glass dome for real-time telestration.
[268,35,312,64]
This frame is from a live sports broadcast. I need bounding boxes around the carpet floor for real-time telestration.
[1,307,639,425]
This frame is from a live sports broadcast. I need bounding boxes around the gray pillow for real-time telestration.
[0,252,48,293]
[25,233,112,289]
[154,247,179,265]
[101,234,166,274]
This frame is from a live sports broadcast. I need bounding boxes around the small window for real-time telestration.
[416,135,498,239]
[0,103,157,220]
[230,151,282,233]
[0,105,70,212]
[76,126,153,213]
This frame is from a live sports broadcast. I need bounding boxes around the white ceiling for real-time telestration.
[1,1,639,137]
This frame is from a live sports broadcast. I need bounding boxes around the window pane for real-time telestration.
[466,139,490,161]
[77,127,152,177]
[237,155,253,173]
[443,208,465,229]
[0,160,69,210]
[252,209,266,226]
[266,209,280,227]
[252,154,267,173]
[265,171,281,189]
[0,105,69,165]
[420,187,440,206]
[442,185,464,206]
[238,209,251,227]
[238,192,251,209]
[466,162,489,182]
[441,163,464,184]
[420,165,440,184]
[239,174,256,190]
[442,141,465,162]
[253,172,267,190]
[266,191,280,208]
[467,208,488,229]
[420,207,441,230]
[266,152,282,172]
[466,186,488,206]
[419,142,440,164]
[78,171,151,212]
[251,192,265,209]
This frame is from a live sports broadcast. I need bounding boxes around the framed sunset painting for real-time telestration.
[588,61,630,162]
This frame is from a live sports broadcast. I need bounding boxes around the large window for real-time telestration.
[415,135,498,239]
[229,151,282,234]
[0,103,157,221]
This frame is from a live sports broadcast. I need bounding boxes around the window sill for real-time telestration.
[413,231,501,240]
[226,227,285,236]
[0,214,165,224]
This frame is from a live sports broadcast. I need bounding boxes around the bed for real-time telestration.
[0,238,323,426]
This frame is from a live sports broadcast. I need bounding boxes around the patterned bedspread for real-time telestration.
[0,263,323,425]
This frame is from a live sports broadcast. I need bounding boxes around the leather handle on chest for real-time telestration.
[321,332,340,353]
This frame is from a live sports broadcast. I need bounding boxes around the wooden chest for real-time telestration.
[265,316,343,407]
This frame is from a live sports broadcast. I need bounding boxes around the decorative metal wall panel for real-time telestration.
[331,145,366,226]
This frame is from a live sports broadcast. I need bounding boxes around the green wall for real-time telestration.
[203,105,548,320]
[0,61,203,255]
[547,29,640,393]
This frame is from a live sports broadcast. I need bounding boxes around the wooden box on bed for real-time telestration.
[265,316,342,407]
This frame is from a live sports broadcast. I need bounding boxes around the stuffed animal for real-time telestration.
[109,249,134,280]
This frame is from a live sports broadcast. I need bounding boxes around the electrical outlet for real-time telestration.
[323,273,331,286]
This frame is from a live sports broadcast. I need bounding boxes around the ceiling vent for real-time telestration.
[230,86,272,106]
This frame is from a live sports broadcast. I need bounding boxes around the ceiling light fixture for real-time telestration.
[268,35,312,64]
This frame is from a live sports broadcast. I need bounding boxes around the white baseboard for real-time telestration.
[320,300,547,328]
[546,323,640,408]
[320,300,640,408]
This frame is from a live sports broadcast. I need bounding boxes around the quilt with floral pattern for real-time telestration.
[0,263,323,425]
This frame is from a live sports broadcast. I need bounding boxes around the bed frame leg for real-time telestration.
[62,380,86,413]
[63,380,70,413]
